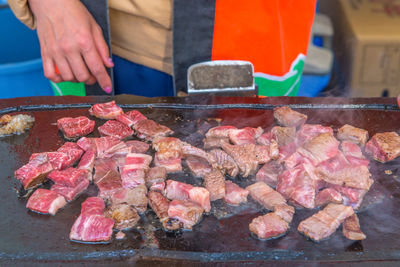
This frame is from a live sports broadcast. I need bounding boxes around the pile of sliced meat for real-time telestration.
[14,101,400,244]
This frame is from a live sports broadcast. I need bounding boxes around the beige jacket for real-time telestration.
[8,0,173,74]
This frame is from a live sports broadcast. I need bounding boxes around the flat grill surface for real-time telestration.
[1,95,400,264]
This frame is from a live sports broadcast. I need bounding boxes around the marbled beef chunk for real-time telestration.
[134,119,173,141]
[98,120,134,140]
[89,101,123,120]
[116,110,147,127]
[165,180,211,212]
[365,132,400,163]
[51,178,89,202]
[337,124,368,146]
[273,106,307,128]
[168,200,204,230]
[249,213,289,240]
[26,189,66,215]
[224,180,248,206]
[185,156,212,178]
[342,214,366,240]
[15,153,53,189]
[57,116,95,140]
[315,188,343,207]
[256,161,284,188]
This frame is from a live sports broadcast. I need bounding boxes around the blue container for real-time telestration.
[0,4,53,98]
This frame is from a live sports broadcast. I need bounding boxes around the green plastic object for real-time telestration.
[50,81,86,96]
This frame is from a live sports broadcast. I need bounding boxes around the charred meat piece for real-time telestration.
[297,133,340,166]
[246,182,287,211]
[134,119,173,141]
[77,150,96,181]
[271,126,296,146]
[109,185,148,213]
[205,125,237,139]
[57,142,84,168]
[185,156,212,178]
[342,214,366,240]
[168,199,204,230]
[224,180,249,206]
[125,140,150,153]
[273,106,307,128]
[121,153,152,188]
[296,124,334,145]
[221,143,259,177]
[297,203,354,242]
[98,120,134,140]
[105,203,140,230]
[256,161,284,188]
[249,212,289,240]
[57,116,95,140]
[204,169,226,201]
[70,197,114,243]
[165,180,211,212]
[116,110,147,127]
[48,168,88,187]
[51,178,89,202]
[15,153,53,189]
[315,188,343,207]
[365,132,400,163]
[145,167,167,188]
[209,149,239,177]
[337,124,368,146]
[228,127,263,145]
[26,189,66,215]
[148,191,181,231]
[89,101,123,120]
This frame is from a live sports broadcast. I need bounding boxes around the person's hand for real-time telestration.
[29,0,113,93]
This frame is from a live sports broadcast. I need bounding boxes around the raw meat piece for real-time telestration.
[154,152,182,173]
[77,150,96,181]
[98,120,134,139]
[96,169,123,199]
[15,153,53,189]
[57,116,95,140]
[77,137,96,152]
[57,142,84,167]
[51,178,89,202]
[228,127,263,145]
[203,137,229,150]
[249,212,289,240]
[185,156,212,177]
[297,133,339,166]
[152,137,183,159]
[315,188,343,207]
[116,110,147,127]
[48,168,88,187]
[296,124,334,145]
[81,197,105,215]
[297,203,354,242]
[26,189,66,215]
[44,152,69,170]
[273,204,295,223]
[109,185,148,213]
[94,137,126,158]
[342,214,366,240]
[331,186,367,210]
[209,149,239,177]
[150,182,165,192]
[277,165,316,209]
[246,182,287,211]
[145,167,167,187]
[168,199,204,230]
[271,126,296,146]
[256,161,284,188]
[165,180,211,212]
[337,124,368,146]
[93,158,118,183]
[89,101,123,120]
[365,132,400,163]
[105,203,140,230]
[121,153,152,188]
[273,106,307,128]
[134,119,173,141]
[221,143,259,177]
[205,125,237,139]
[203,169,226,201]
[148,191,181,231]
[224,180,249,205]
[69,214,114,243]
[125,140,149,153]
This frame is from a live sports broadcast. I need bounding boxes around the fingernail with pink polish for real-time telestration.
[107,58,114,66]
[104,86,112,94]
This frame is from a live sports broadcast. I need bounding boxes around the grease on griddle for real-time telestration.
[0,114,35,136]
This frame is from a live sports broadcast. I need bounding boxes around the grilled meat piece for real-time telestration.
[26,189,66,215]
[249,212,289,240]
[209,149,239,177]
[331,185,367,210]
[297,204,354,242]
[148,191,181,231]
[342,214,366,240]
[273,106,307,128]
[204,169,226,201]
[152,137,183,159]
[271,126,296,146]
[120,153,152,188]
[205,125,237,139]
[296,124,334,145]
[246,182,287,211]
[145,167,167,187]
[273,204,295,223]
[134,119,173,141]
[154,152,182,173]
[221,143,259,177]
[89,101,123,120]
[228,127,263,145]
[108,185,148,213]
[203,137,229,150]
[185,156,212,178]
[168,199,204,230]
[337,124,368,146]
[116,110,147,127]
[125,140,150,154]
[297,133,340,166]
[256,161,284,188]
[96,169,123,199]
[165,180,211,212]
[15,153,53,189]
[105,203,140,230]
[57,116,95,140]
[315,188,343,207]
[98,120,134,140]
[77,150,96,181]
[365,132,400,163]
[224,180,249,206]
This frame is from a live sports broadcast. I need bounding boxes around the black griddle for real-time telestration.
[1,95,400,266]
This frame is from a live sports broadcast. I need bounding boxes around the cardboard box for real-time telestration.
[320,0,400,97]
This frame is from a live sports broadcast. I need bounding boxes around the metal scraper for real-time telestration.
[187,60,256,95]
